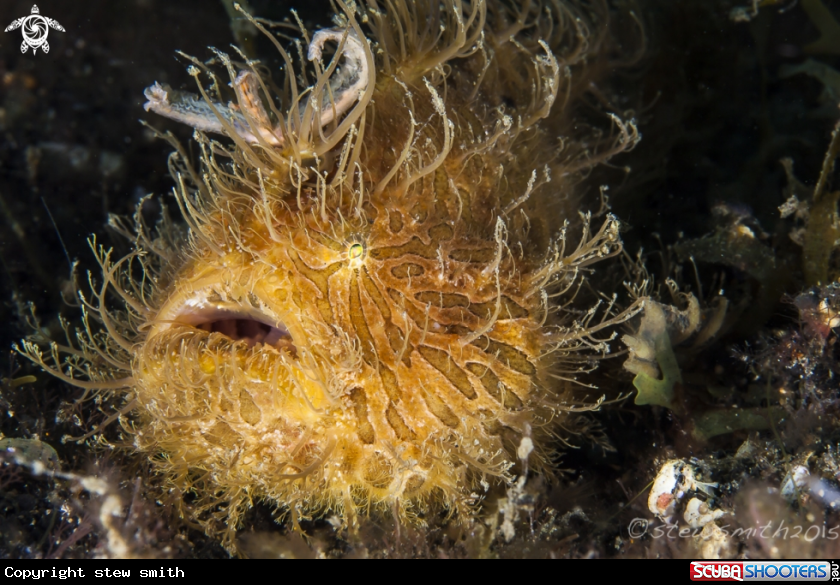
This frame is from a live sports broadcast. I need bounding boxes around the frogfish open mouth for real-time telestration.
[18,0,643,548]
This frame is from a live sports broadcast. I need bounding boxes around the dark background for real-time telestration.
[0,0,838,558]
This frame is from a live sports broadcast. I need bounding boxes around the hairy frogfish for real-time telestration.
[18,0,642,547]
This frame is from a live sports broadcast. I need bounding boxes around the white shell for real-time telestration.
[648,459,689,521]
[781,465,810,502]
[684,497,725,529]
[648,458,718,522]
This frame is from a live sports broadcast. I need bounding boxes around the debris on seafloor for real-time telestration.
[622,295,785,441]
[623,290,727,413]
[780,59,840,107]
[0,436,185,559]
[647,459,719,523]
[646,458,732,559]
[779,120,840,287]
[672,201,788,335]
[780,464,811,503]
[730,0,840,57]
[674,202,777,285]
[0,437,59,473]
[801,0,840,54]
[684,497,725,529]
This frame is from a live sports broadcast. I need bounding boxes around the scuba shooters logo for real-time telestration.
[690,561,836,581]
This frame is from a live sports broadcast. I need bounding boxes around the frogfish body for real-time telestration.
[19,0,640,547]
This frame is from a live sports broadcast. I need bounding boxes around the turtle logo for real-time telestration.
[5,5,65,55]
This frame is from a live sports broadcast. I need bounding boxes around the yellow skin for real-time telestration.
[19,0,641,547]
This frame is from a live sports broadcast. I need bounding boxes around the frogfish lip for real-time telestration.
[150,289,296,353]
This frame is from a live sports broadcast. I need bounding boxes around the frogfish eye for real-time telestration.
[348,242,364,260]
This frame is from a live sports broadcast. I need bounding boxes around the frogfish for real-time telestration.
[18,0,641,548]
